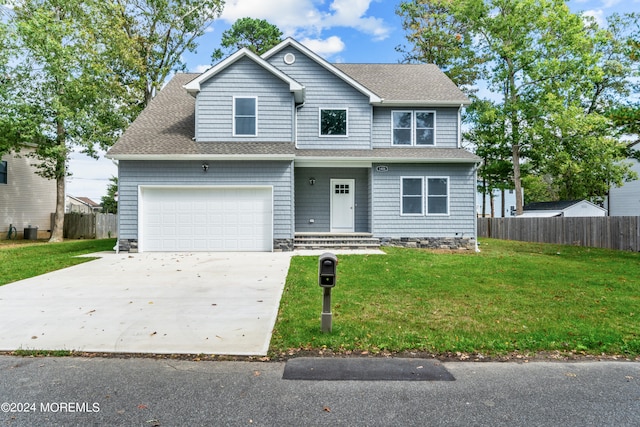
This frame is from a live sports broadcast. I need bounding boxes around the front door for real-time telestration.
[330,179,355,232]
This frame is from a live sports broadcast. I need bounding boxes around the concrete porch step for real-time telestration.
[294,233,380,250]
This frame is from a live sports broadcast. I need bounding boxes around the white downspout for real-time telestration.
[295,102,305,149]
[111,159,120,254]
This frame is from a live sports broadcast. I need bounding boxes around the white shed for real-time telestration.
[520,200,607,217]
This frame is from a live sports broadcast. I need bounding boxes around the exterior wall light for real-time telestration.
[309,177,316,185]
[202,163,209,172]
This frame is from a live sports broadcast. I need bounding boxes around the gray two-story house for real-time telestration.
[107,38,480,252]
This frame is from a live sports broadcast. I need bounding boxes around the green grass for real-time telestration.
[0,239,116,286]
[271,239,640,357]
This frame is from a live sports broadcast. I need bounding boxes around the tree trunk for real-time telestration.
[49,174,65,242]
[512,143,523,215]
[49,116,66,242]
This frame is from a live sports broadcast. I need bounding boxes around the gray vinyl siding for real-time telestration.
[609,156,640,216]
[295,167,370,232]
[118,160,294,240]
[372,107,460,148]
[195,57,294,142]
[268,46,372,150]
[371,163,476,238]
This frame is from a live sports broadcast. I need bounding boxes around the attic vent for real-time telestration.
[283,53,296,65]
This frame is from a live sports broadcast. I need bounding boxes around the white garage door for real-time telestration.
[140,186,273,252]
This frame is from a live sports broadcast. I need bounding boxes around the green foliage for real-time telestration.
[114,0,224,107]
[271,241,640,357]
[395,0,480,87]
[101,176,118,214]
[211,17,283,62]
[398,0,640,209]
[2,0,140,241]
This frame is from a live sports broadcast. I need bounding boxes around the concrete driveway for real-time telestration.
[0,252,295,356]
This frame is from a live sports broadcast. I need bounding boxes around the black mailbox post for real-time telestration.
[318,253,337,332]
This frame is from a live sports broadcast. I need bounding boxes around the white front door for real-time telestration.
[330,179,355,232]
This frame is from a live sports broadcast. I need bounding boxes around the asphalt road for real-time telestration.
[0,356,638,426]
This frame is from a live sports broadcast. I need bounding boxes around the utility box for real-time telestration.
[318,252,337,288]
[24,226,38,240]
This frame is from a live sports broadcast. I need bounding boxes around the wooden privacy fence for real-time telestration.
[478,217,640,252]
[55,213,118,239]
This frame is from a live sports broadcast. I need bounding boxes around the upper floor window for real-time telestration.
[0,161,7,184]
[392,110,435,146]
[320,108,347,137]
[234,97,257,136]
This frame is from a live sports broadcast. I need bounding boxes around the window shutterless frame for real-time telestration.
[391,110,436,146]
[233,96,257,136]
[319,108,348,137]
[426,177,449,215]
[400,176,424,215]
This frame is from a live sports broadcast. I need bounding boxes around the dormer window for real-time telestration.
[392,110,435,146]
[234,97,257,136]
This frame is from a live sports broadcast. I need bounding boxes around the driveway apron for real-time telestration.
[0,252,293,356]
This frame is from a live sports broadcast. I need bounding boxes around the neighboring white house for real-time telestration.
[520,200,607,217]
[1,148,56,239]
[476,184,519,217]
[65,196,101,214]
[608,143,640,216]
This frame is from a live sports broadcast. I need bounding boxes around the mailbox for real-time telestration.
[318,252,337,288]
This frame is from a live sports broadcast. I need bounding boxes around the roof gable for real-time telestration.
[183,47,305,102]
[262,38,382,104]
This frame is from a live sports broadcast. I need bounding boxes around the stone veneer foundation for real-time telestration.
[379,237,476,251]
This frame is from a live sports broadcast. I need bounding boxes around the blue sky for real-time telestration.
[69,0,639,201]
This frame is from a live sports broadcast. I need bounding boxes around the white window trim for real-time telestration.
[319,108,349,137]
[233,96,258,137]
[426,176,450,216]
[400,176,424,216]
[391,110,436,146]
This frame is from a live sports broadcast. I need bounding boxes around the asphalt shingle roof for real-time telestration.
[334,63,469,105]
[524,200,585,211]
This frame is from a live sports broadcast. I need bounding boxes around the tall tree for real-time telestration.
[2,0,136,241]
[396,0,480,88]
[211,17,283,62]
[398,0,638,211]
[114,0,224,108]
[101,176,118,214]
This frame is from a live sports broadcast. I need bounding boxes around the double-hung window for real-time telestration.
[392,111,435,146]
[320,108,348,136]
[401,176,449,215]
[427,177,449,214]
[234,97,257,136]
[401,177,424,215]
[0,161,7,184]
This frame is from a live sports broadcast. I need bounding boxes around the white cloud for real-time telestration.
[192,64,211,74]
[582,9,606,27]
[602,0,622,8]
[219,0,391,42]
[300,36,346,58]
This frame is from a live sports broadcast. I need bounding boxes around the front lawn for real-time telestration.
[0,239,116,286]
[271,239,640,358]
